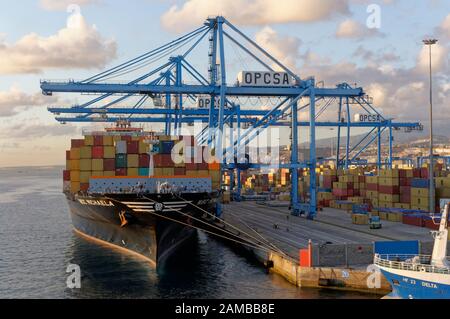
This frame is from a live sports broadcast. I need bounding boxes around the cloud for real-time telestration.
[254,27,301,70]
[435,13,450,41]
[0,12,116,74]
[161,0,350,32]
[4,123,79,139]
[0,87,59,117]
[335,19,383,39]
[416,43,448,72]
[39,0,99,11]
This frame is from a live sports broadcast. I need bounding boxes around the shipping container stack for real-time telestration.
[64,134,221,194]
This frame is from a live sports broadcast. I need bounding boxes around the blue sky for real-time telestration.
[0,0,448,166]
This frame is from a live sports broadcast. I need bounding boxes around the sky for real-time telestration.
[0,0,449,167]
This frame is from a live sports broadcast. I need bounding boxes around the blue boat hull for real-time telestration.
[380,269,450,299]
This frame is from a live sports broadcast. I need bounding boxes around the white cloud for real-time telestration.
[161,0,350,32]
[336,19,382,39]
[39,0,99,11]
[254,27,301,70]
[416,43,448,72]
[0,87,59,117]
[0,12,116,74]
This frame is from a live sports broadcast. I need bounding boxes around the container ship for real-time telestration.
[63,121,222,267]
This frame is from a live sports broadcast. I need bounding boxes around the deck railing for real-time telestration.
[374,254,450,275]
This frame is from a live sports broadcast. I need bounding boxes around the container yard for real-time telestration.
[36,14,450,300]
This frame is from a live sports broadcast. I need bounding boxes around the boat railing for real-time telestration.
[374,254,450,274]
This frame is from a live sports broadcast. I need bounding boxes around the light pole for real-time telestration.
[423,38,438,214]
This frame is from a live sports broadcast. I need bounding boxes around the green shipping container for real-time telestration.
[115,154,127,168]
[138,168,149,176]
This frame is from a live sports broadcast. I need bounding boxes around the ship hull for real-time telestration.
[379,267,450,299]
[66,192,217,267]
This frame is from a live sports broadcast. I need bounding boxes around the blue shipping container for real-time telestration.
[411,178,429,188]
[161,141,174,154]
[138,168,149,176]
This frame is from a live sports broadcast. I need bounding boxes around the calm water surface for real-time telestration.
[0,166,376,299]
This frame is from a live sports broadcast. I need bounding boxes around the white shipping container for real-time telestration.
[237,71,293,87]
[115,140,127,154]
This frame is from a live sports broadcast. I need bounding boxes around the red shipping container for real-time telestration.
[139,154,150,167]
[92,146,104,159]
[63,170,70,181]
[121,135,132,142]
[94,135,103,146]
[71,139,84,148]
[153,154,174,167]
[413,168,421,178]
[186,163,197,170]
[127,141,139,154]
[366,183,378,191]
[402,214,422,227]
[399,169,407,178]
[174,167,186,175]
[358,176,365,183]
[424,218,440,230]
[332,189,348,197]
[66,150,71,160]
[103,159,115,171]
[354,189,360,196]
[348,189,354,197]
[80,183,90,192]
[115,168,127,176]
[197,162,209,170]
[420,167,429,179]
[379,185,399,194]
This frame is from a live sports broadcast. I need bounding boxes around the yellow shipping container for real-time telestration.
[379,194,400,202]
[67,160,80,171]
[411,196,429,206]
[210,171,221,183]
[379,212,388,220]
[128,168,139,176]
[113,135,122,142]
[80,159,92,171]
[103,135,114,146]
[411,188,429,197]
[70,148,80,160]
[352,214,368,225]
[103,146,115,159]
[84,135,94,146]
[92,171,104,177]
[394,203,411,209]
[385,169,399,178]
[92,159,103,171]
[80,171,91,183]
[139,141,149,154]
[371,198,379,207]
[436,188,450,198]
[411,204,429,212]
[103,171,115,177]
[379,177,399,186]
[388,212,402,222]
[366,176,378,184]
[186,170,196,177]
[339,175,355,183]
[197,170,209,177]
[162,168,174,176]
[153,168,164,176]
[127,154,139,168]
[70,182,80,193]
[70,170,80,182]
[366,190,378,198]
[80,146,92,159]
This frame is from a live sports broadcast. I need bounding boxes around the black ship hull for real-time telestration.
[66,192,218,267]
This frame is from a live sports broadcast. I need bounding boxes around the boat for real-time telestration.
[374,204,450,299]
[63,122,222,267]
